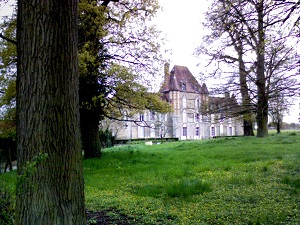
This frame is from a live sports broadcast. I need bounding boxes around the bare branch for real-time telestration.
[0,33,16,45]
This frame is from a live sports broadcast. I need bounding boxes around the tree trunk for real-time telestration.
[4,148,12,172]
[236,37,254,137]
[16,1,85,224]
[243,120,254,136]
[80,110,102,158]
[256,1,268,138]
[276,119,281,134]
[78,1,106,159]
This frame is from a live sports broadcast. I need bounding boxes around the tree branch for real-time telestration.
[0,33,17,45]
[101,0,119,7]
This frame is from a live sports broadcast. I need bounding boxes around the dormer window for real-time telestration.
[182,83,186,91]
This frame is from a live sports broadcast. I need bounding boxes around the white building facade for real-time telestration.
[110,65,243,141]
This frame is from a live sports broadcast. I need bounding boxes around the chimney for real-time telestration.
[225,92,230,98]
[164,62,170,77]
[159,63,171,93]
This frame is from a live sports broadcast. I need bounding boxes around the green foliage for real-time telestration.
[104,64,172,118]
[0,184,14,225]
[99,128,115,148]
[77,0,167,119]
[0,13,17,142]
[17,152,49,190]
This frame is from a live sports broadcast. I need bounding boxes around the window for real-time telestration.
[195,126,200,136]
[140,114,144,121]
[228,127,233,136]
[211,126,215,137]
[195,113,200,122]
[160,125,165,138]
[195,99,200,109]
[182,83,186,91]
[183,127,187,136]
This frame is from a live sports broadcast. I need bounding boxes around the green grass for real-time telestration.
[1,132,300,224]
[84,134,300,224]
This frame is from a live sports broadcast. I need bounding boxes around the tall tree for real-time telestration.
[78,0,108,158]
[198,0,299,137]
[16,1,85,224]
[78,0,167,158]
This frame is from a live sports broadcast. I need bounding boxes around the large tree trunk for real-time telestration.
[256,1,268,137]
[236,36,254,137]
[80,109,102,158]
[16,1,85,224]
[243,120,254,136]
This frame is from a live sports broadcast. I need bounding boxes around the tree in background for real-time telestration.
[78,0,170,158]
[198,0,299,137]
[78,0,108,158]
[0,8,17,134]
[0,4,17,173]
[0,108,16,173]
[268,92,288,134]
[0,0,170,158]
[16,0,85,224]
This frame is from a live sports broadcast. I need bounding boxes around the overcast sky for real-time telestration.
[155,0,210,81]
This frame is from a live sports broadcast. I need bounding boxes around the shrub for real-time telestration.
[0,184,14,225]
[99,128,115,148]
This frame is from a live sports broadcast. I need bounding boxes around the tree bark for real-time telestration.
[80,109,102,158]
[276,119,281,134]
[236,34,254,136]
[256,1,268,137]
[4,148,12,172]
[78,0,107,159]
[16,1,85,224]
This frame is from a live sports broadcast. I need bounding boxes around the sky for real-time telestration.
[154,0,299,123]
[155,0,210,82]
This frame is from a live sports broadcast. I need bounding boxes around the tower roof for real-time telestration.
[161,65,207,94]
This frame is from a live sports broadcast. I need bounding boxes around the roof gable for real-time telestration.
[161,65,205,94]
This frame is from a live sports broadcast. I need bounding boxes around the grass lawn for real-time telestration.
[1,131,300,224]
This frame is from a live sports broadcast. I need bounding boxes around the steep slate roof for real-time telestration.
[201,83,209,94]
[160,65,208,94]
[209,94,239,116]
